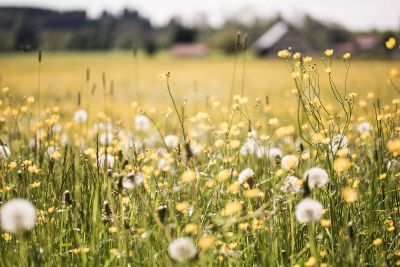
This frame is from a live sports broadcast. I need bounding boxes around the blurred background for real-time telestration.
[0,0,399,57]
[0,0,399,118]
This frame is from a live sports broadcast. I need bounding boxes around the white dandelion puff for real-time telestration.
[99,132,113,145]
[188,205,194,218]
[255,146,266,158]
[140,231,150,239]
[46,146,56,157]
[124,138,143,152]
[135,115,150,132]
[122,172,144,190]
[357,122,372,134]
[98,154,115,168]
[295,198,323,223]
[73,109,88,123]
[143,133,159,147]
[168,237,197,262]
[60,133,69,146]
[240,138,258,156]
[98,121,113,131]
[266,147,283,161]
[304,167,329,189]
[157,158,169,170]
[191,142,202,155]
[51,123,62,133]
[0,198,36,234]
[238,167,255,184]
[281,176,301,194]
[0,145,11,160]
[164,135,179,148]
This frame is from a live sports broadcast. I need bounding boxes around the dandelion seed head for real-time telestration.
[99,132,113,145]
[135,115,150,131]
[240,138,258,156]
[304,167,329,189]
[122,172,144,190]
[266,147,283,161]
[0,145,11,160]
[281,176,302,194]
[164,135,179,148]
[168,237,197,262]
[73,109,88,123]
[0,199,36,234]
[98,154,115,168]
[357,122,372,134]
[238,167,254,184]
[295,198,323,223]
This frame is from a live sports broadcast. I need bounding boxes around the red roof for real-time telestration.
[170,43,208,58]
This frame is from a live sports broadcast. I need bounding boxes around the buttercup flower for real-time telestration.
[281,155,298,170]
[324,49,333,56]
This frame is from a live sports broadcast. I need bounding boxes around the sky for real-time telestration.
[1,0,400,30]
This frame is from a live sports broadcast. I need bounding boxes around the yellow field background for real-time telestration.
[1,51,398,118]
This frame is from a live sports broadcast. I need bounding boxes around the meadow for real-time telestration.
[1,52,397,117]
[0,49,399,266]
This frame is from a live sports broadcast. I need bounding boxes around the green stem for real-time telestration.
[289,199,295,256]
[308,222,319,266]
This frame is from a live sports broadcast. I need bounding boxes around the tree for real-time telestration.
[14,23,38,50]
[172,24,197,43]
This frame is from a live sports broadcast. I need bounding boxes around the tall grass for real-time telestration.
[0,47,399,266]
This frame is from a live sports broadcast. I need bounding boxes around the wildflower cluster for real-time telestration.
[0,49,399,266]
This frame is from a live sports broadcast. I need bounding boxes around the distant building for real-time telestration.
[251,20,314,56]
[355,34,380,51]
[170,43,208,58]
[334,41,357,54]
[335,34,380,54]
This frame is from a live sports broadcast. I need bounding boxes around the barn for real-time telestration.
[251,20,314,56]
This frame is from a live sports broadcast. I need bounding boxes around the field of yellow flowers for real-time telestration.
[0,46,399,266]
